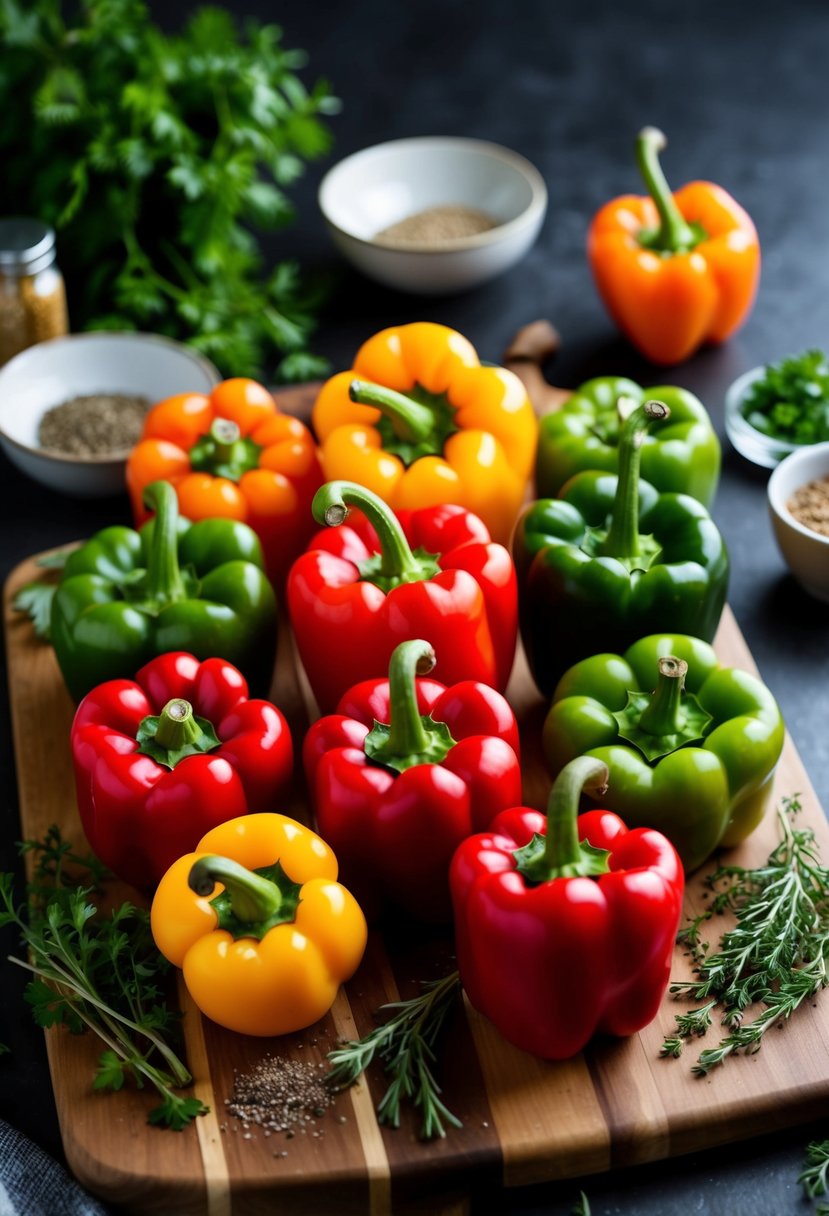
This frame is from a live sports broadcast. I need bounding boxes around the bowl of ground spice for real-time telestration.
[318,136,547,294]
[0,331,220,497]
[768,441,829,601]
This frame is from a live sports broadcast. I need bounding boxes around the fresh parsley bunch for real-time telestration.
[0,0,340,380]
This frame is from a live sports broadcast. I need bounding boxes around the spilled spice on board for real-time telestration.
[787,475,829,537]
[38,393,150,457]
[374,205,498,247]
[225,1053,333,1137]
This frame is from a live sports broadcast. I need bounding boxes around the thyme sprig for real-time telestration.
[661,795,829,1072]
[326,969,463,1140]
[1,826,207,1130]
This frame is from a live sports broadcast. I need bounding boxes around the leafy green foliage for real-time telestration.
[662,795,829,1072]
[326,970,463,1141]
[1,826,207,1130]
[12,548,73,639]
[740,350,829,445]
[0,0,339,379]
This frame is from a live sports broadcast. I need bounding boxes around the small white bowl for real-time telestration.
[768,441,829,601]
[318,136,547,295]
[0,332,220,497]
[725,366,808,468]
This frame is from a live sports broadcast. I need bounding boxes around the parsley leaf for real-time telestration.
[0,0,336,380]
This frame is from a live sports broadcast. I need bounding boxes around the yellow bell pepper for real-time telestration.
[150,813,367,1037]
[311,322,537,546]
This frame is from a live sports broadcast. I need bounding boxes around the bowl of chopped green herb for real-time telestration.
[725,350,829,468]
[0,332,220,497]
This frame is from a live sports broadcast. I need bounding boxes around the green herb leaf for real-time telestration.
[13,582,56,639]
[327,970,462,1141]
[740,351,829,445]
[2,826,206,1131]
[0,2,338,378]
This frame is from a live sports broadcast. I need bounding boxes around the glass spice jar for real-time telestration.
[0,217,68,367]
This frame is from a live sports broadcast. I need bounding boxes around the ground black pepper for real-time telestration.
[38,392,150,456]
[226,1053,333,1135]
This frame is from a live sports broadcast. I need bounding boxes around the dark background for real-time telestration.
[1,0,828,1213]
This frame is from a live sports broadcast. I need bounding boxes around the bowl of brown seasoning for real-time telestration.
[0,332,220,497]
[768,441,829,602]
[318,136,547,294]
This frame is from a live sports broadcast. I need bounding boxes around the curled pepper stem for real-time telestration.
[154,698,200,751]
[188,855,283,924]
[639,656,688,736]
[381,639,436,759]
[312,480,427,584]
[636,127,701,254]
[142,480,187,604]
[543,756,609,873]
[599,400,670,559]
[349,379,435,444]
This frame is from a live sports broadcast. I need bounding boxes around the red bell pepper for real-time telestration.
[71,651,293,890]
[287,480,517,713]
[450,756,683,1059]
[303,638,521,922]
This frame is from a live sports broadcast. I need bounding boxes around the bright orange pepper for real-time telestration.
[150,813,367,1037]
[126,378,323,585]
[588,128,760,365]
[311,323,537,546]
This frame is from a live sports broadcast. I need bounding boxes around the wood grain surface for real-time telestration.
[4,379,829,1215]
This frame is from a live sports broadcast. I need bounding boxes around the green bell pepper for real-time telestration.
[536,377,721,507]
[514,400,729,695]
[542,634,785,871]
[51,481,277,701]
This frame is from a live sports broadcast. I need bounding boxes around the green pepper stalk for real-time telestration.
[596,400,670,565]
[188,855,301,941]
[636,127,706,255]
[613,654,713,763]
[348,380,456,464]
[143,481,188,605]
[189,418,262,482]
[363,639,456,774]
[513,756,611,883]
[312,481,440,592]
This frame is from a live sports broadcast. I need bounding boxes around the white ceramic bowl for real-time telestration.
[725,366,806,468]
[767,441,829,601]
[318,136,547,294]
[0,332,220,497]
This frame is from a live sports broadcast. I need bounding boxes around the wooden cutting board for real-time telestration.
[4,382,829,1216]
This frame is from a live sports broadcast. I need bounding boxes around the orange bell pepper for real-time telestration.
[311,323,537,546]
[150,813,367,1037]
[588,128,760,365]
[126,378,323,585]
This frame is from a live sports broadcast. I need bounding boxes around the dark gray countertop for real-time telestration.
[1,0,827,1212]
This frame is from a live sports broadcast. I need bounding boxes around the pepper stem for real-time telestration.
[599,400,670,559]
[312,481,434,587]
[363,639,457,773]
[638,657,688,736]
[154,699,200,750]
[636,127,703,254]
[210,417,242,462]
[188,855,283,924]
[384,639,435,756]
[513,757,611,883]
[142,480,187,603]
[349,379,435,444]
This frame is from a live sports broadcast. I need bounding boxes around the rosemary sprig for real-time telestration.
[661,795,829,1073]
[800,1139,829,1213]
[1,826,207,1130]
[326,969,463,1140]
